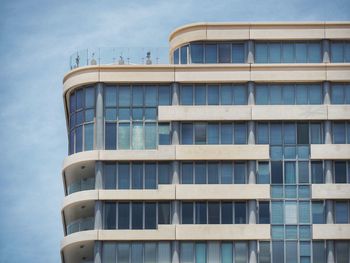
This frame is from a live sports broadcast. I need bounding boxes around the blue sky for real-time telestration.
[0,0,349,262]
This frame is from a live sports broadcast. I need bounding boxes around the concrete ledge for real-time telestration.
[176,185,270,200]
[327,105,350,120]
[252,105,327,120]
[313,224,350,240]
[311,144,350,160]
[99,225,176,241]
[62,190,98,210]
[175,145,269,160]
[61,230,97,250]
[158,105,252,121]
[312,184,350,199]
[176,225,271,240]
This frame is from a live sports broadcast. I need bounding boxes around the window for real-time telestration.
[271,161,283,184]
[182,202,194,224]
[311,161,323,183]
[335,241,349,263]
[118,202,130,229]
[191,43,204,63]
[182,163,193,184]
[208,123,219,144]
[221,163,233,184]
[173,49,179,64]
[145,163,156,189]
[234,162,246,184]
[271,201,284,224]
[158,162,171,184]
[181,85,193,105]
[145,203,156,229]
[312,201,325,224]
[312,241,326,263]
[218,43,231,63]
[181,123,193,144]
[159,123,171,145]
[272,241,284,263]
[235,242,248,263]
[158,202,171,224]
[196,202,207,224]
[132,163,143,189]
[331,41,350,63]
[221,202,233,224]
[104,202,116,229]
[221,243,233,263]
[331,84,350,104]
[234,123,247,144]
[195,85,206,105]
[334,161,347,183]
[117,243,129,263]
[235,202,246,224]
[180,242,194,263]
[195,243,207,263]
[118,163,130,189]
[259,241,271,263]
[104,163,116,189]
[194,123,207,144]
[208,202,220,224]
[102,243,116,263]
[335,201,349,224]
[181,45,188,64]
[208,85,219,104]
[258,162,270,184]
[257,122,269,144]
[232,43,245,63]
[132,202,143,229]
[259,202,270,224]
[208,163,219,184]
[205,44,217,63]
[333,122,346,144]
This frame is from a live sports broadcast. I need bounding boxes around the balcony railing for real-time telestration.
[69,47,169,69]
[67,177,95,195]
[66,217,94,235]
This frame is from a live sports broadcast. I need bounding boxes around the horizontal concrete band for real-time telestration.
[62,145,270,171]
[158,105,350,121]
[61,224,271,250]
[310,144,350,160]
[312,184,350,199]
[63,64,350,94]
[168,22,350,51]
[313,224,350,240]
[62,185,270,210]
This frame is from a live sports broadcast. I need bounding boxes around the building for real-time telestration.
[60,22,350,263]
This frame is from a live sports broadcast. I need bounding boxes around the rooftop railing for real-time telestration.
[69,47,169,70]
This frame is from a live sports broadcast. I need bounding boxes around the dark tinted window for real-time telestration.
[132,202,143,229]
[118,202,130,229]
[182,202,194,224]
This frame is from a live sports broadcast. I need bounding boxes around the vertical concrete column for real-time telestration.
[171,82,180,263]
[247,40,255,64]
[323,39,330,63]
[94,84,103,263]
[95,83,104,150]
[327,241,335,263]
[94,241,102,263]
[247,82,257,263]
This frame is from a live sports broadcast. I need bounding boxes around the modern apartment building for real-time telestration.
[60,22,350,263]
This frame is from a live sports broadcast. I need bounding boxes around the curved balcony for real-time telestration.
[67,217,94,235]
[69,47,169,70]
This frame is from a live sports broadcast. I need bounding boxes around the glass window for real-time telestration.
[221,243,233,263]
[256,85,269,105]
[158,242,171,263]
[221,162,232,184]
[335,241,349,263]
[297,123,309,144]
[295,43,307,63]
[331,85,344,104]
[285,201,298,224]
[118,123,130,149]
[270,124,282,145]
[76,89,84,110]
[195,243,207,263]
[271,201,284,224]
[282,43,294,62]
[234,162,246,184]
[117,243,129,263]
[257,123,269,144]
[256,43,268,63]
[145,203,156,229]
[118,202,130,229]
[284,123,296,144]
[296,85,308,105]
[75,126,83,152]
[181,85,193,105]
[285,162,296,184]
[208,162,219,184]
[145,87,157,106]
[195,162,206,184]
[194,123,207,144]
[182,202,194,224]
[208,85,219,105]
[145,123,156,149]
[118,163,130,189]
[182,163,193,184]
[173,49,179,64]
[158,202,171,224]
[312,201,325,224]
[218,43,231,63]
[270,85,283,104]
[259,241,271,263]
[334,161,347,183]
[259,201,270,224]
[132,86,143,106]
[233,85,246,105]
[158,163,171,184]
[196,202,207,224]
[308,42,321,63]
[182,123,193,144]
[271,161,283,184]
[286,241,298,263]
[104,163,116,189]
[221,202,233,224]
[269,43,281,63]
[298,161,309,184]
[132,163,143,189]
[132,122,144,149]
[205,44,217,63]
[232,43,245,63]
[235,202,246,224]
[132,202,143,229]
[159,123,171,145]
[145,163,156,189]
[272,225,284,239]
[333,122,346,144]
[309,85,322,104]
[258,162,270,184]
[346,43,350,62]
[181,45,188,64]
[159,86,171,105]
[104,202,116,229]
[144,243,157,263]
[102,243,116,263]
[208,123,219,144]
[331,42,344,62]
[311,161,323,183]
[191,43,204,63]
[235,242,248,263]
[208,202,220,224]
[283,85,295,104]
[131,243,143,263]
[272,241,284,263]
[195,85,206,105]
[310,123,322,144]
[180,242,194,263]
[234,123,247,144]
[119,86,130,106]
[221,123,233,144]
[313,242,326,263]
[335,201,348,223]
[84,124,94,151]
[221,85,233,105]
[299,201,310,224]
